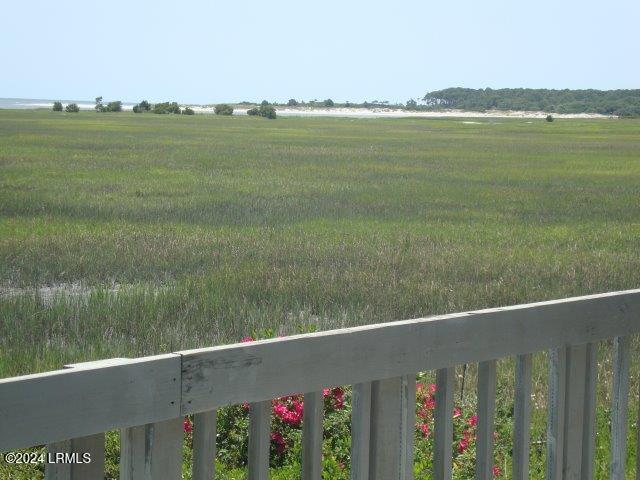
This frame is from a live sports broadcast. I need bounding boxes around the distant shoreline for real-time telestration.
[0,98,615,119]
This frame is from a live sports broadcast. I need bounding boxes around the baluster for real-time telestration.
[45,433,105,480]
[302,391,323,480]
[547,347,567,480]
[434,367,455,480]
[120,418,183,480]
[563,344,588,478]
[248,400,271,480]
[637,374,640,480]
[476,360,497,480]
[351,382,372,480]
[45,440,71,480]
[611,336,631,480]
[369,375,415,480]
[581,343,597,480]
[193,410,217,480]
[513,354,532,480]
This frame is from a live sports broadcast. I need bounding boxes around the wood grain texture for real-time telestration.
[193,410,217,480]
[179,290,640,413]
[1,354,181,451]
[434,367,455,480]
[302,391,323,480]
[611,336,631,480]
[248,400,271,480]
[120,418,183,480]
[475,360,496,480]
[512,354,532,480]
[350,382,372,480]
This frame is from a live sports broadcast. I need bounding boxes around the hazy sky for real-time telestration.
[2,0,639,104]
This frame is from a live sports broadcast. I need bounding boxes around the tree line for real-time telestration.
[421,88,640,117]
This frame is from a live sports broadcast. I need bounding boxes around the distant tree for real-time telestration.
[287,99,299,107]
[106,101,122,112]
[214,104,234,115]
[182,107,195,115]
[65,103,80,113]
[421,87,640,116]
[546,114,554,122]
[323,99,334,107]
[259,104,276,119]
[405,99,418,110]
[52,101,63,112]
[261,100,270,106]
[133,100,151,113]
[247,107,260,116]
[95,96,106,112]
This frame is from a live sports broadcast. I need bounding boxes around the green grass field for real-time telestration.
[0,110,639,478]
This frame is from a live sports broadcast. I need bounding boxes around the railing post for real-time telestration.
[562,344,588,479]
[45,433,105,480]
[434,367,455,480]
[547,343,597,480]
[611,336,631,480]
[513,353,532,480]
[636,375,639,480]
[192,410,217,480]
[302,391,324,480]
[351,382,372,480]
[581,343,597,480]
[248,400,271,480]
[45,440,71,480]
[120,418,183,480]
[476,360,497,480]
[369,375,415,480]
[547,347,567,480]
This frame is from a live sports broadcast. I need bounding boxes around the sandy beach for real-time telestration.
[2,99,614,119]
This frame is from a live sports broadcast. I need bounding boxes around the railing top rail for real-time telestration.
[1,289,639,452]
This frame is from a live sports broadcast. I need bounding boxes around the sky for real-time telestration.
[2,0,639,104]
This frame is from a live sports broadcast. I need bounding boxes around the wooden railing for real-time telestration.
[1,289,639,479]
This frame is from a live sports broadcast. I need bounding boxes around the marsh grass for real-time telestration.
[0,110,639,478]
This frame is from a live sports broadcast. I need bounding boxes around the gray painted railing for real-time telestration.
[1,289,639,479]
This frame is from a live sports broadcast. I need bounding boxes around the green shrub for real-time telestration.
[65,103,80,113]
[260,104,277,119]
[323,99,334,107]
[153,102,181,114]
[182,107,195,115]
[106,101,122,112]
[249,103,277,119]
[546,114,554,122]
[52,102,63,112]
[214,104,234,115]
